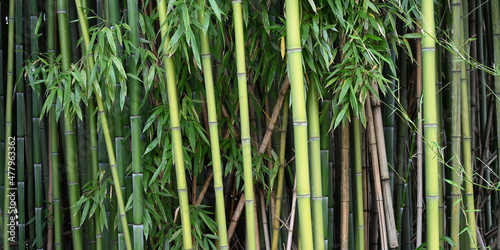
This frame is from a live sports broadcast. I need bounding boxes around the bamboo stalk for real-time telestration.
[369,82,398,248]
[196,1,229,247]
[156,1,193,249]
[307,81,325,250]
[125,0,143,246]
[340,122,350,250]
[353,116,364,250]
[286,179,297,250]
[2,1,15,249]
[450,0,462,247]
[366,101,388,250]
[421,0,441,247]
[284,0,314,248]
[415,36,424,248]
[230,0,257,248]
[271,98,289,250]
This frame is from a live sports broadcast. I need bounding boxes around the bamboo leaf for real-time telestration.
[208,0,223,21]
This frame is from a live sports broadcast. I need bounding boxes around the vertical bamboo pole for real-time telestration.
[284,0,314,248]
[340,122,350,250]
[0,2,4,246]
[14,0,26,245]
[271,98,289,250]
[125,0,143,246]
[157,1,193,249]
[2,1,15,249]
[415,36,424,248]
[231,0,257,248]
[353,116,364,250]
[422,0,440,247]
[450,0,462,247]
[196,1,229,248]
[307,82,325,250]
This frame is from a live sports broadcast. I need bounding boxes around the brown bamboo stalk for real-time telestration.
[341,122,350,250]
[255,193,261,250]
[366,101,388,250]
[228,193,246,241]
[195,172,214,205]
[369,82,398,248]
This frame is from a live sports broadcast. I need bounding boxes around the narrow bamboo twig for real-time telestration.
[228,193,246,241]
[271,98,289,250]
[157,1,193,249]
[366,101,388,250]
[73,1,132,248]
[284,0,314,247]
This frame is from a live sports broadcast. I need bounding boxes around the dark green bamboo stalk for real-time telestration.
[421,0,440,247]
[157,1,193,249]
[29,0,43,247]
[196,1,228,248]
[14,0,26,246]
[46,0,62,247]
[88,96,102,250]
[126,0,143,246]
[2,1,15,249]
[56,0,84,247]
[0,2,4,246]
[284,0,314,248]
[307,81,325,250]
[320,102,333,250]
[230,0,257,248]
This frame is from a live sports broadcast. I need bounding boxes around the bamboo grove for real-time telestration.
[2,0,500,249]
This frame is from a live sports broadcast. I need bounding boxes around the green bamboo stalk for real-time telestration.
[88,96,102,250]
[271,98,289,250]
[14,0,26,246]
[196,1,229,248]
[284,0,314,248]
[56,0,84,247]
[98,128,111,249]
[45,0,62,247]
[353,116,364,250]
[306,81,325,250]
[460,17,477,250]
[156,1,193,249]
[421,0,440,247]
[0,2,4,246]
[230,0,257,248]
[320,102,333,250]
[2,1,15,249]
[74,1,133,248]
[30,0,43,247]
[125,0,143,246]
[450,0,462,247]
